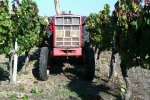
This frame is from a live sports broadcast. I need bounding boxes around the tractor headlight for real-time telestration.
[57,31,64,37]
[71,31,79,37]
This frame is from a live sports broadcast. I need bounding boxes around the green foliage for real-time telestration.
[114,0,150,68]
[30,88,43,94]
[11,0,47,54]
[7,91,16,100]
[87,1,150,68]
[17,94,28,100]
[87,4,115,50]
[33,81,38,84]
[7,91,13,96]
[22,95,28,100]
[0,0,47,55]
[19,85,25,90]
[119,84,126,99]
[0,0,13,54]
[0,0,47,84]
[21,71,29,75]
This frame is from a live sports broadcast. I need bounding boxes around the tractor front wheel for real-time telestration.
[85,47,95,81]
[39,47,49,81]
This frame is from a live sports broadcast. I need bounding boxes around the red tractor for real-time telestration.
[39,13,95,81]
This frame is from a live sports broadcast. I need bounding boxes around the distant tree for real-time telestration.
[61,10,66,14]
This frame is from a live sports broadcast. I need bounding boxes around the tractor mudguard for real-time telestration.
[46,26,52,39]
[82,26,90,48]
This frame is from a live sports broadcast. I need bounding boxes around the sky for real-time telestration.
[9,0,118,16]
[37,0,117,16]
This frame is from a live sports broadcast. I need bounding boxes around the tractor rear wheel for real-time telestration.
[85,47,95,81]
[39,47,49,81]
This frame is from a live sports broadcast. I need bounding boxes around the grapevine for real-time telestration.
[87,1,150,99]
[114,0,150,68]
[87,4,115,51]
[87,0,150,68]
[0,0,13,54]
[11,0,47,55]
[0,0,47,82]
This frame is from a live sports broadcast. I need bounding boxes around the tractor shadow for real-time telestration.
[17,48,40,79]
[49,60,64,75]
[0,63,9,82]
[30,48,41,80]
[64,46,121,100]
[30,47,65,80]
[29,48,64,80]
[17,55,26,72]
[65,61,120,100]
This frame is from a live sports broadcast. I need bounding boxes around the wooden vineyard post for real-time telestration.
[12,38,18,83]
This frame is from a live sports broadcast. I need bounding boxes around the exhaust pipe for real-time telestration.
[54,0,60,15]
[69,11,71,14]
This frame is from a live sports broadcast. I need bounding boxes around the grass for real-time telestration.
[51,86,81,100]
[52,88,74,96]
[19,85,25,90]
[30,88,43,94]
[18,71,29,76]
[7,91,17,100]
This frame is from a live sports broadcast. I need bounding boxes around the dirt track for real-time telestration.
[0,47,150,100]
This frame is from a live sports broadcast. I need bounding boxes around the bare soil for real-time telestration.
[0,47,150,100]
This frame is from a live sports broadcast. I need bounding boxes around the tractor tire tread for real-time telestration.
[39,47,49,81]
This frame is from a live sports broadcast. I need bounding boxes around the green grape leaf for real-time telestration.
[4,47,10,54]
[145,54,149,59]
